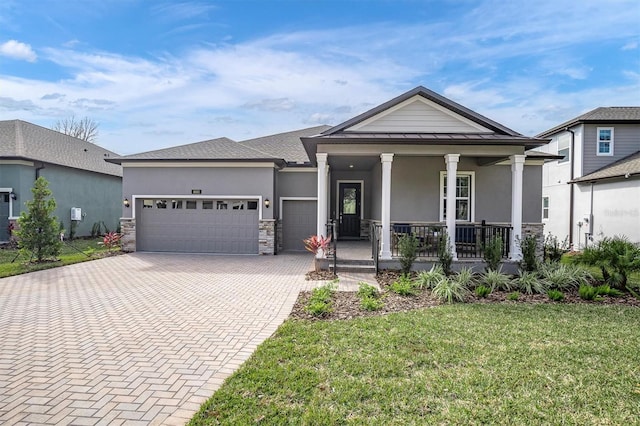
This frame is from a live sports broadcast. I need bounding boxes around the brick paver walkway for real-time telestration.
[0,253,316,425]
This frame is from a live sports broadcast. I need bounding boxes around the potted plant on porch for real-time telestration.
[303,235,332,272]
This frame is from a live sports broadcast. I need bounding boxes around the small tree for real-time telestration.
[437,231,453,276]
[15,177,63,262]
[574,236,640,289]
[398,233,419,275]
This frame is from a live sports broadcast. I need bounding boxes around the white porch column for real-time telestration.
[316,153,329,246]
[445,154,460,260]
[380,153,394,260]
[509,154,526,260]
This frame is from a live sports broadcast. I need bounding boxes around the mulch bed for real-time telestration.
[290,270,640,321]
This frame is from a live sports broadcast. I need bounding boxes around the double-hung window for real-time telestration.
[597,127,614,156]
[542,197,549,219]
[440,172,474,222]
[557,134,570,163]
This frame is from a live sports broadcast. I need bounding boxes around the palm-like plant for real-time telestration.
[575,236,640,289]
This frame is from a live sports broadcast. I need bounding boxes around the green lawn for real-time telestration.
[0,238,116,278]
[190,304,640,425]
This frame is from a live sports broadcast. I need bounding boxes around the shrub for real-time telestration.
[574,236,640,289]
[360,296,384,311]
[455,266,477,289]
[519,234,539,272]
[437,232,453,276]
[480,267,513,292]
[416,265,445,289]
[483,236,503,272]
[578,285,603,301]
[507,291,520,301]
[398,233,419,274]
[514,270,548,295]
[544,233,569,263]
[99,232,121,252]
[304,235,332,272]
[475,285,491,298]
[539,262,592,291]
[390,274,418,296]
[306,300,333,317]
[357,282,379,299]
[547,289,564,302]
[431,276,470,304]
[594,284,624,298]
[15,177,63,262]
[306,283,337,317]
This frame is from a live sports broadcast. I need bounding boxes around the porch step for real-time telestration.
[329,260,376,273]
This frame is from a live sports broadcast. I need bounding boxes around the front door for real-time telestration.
[338,182,361,239]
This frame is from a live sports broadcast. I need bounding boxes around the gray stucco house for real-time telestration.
[536,107,640,246]
[109,86,549,267]
[0,120,122,241]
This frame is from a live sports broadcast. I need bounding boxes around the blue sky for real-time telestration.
[0,0,638,155]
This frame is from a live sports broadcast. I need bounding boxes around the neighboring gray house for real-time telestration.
[0,120,123,241]
[536,108,640,246]
[109,86,549,268]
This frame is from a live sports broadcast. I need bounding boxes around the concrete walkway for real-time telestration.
[0,253,318,425]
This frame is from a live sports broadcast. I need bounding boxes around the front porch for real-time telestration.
[324,221,529,275]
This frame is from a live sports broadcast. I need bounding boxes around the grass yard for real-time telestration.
[0,238,117,278]
[190,304,640,425]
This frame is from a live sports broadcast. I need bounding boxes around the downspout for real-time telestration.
[565,128,575,248]
[35,162,45,180]
[588,181,594,242]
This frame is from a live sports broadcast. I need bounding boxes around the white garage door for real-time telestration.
[137,199,259,254]
[282,200,317,251]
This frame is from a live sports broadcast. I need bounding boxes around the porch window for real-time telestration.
[439,172,475,222]
[543,197,549,219]
[597,127,613,156]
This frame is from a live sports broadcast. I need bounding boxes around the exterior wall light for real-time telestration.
[123,198,130,208]
[264,198,270,208]
[9,191,17,201]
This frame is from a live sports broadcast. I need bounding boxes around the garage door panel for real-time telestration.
[138,199,259,254]
[282,200,317,251]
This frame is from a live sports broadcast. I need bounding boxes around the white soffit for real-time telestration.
[346,95,492,134]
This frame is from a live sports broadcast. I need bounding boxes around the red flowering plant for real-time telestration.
[303,235,332,272]
[99,231,122,253]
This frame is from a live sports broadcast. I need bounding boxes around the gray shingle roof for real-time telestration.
[108,137,282,163]
[0,120,122,177]
[571,150,640,183]
[537,107,640,137]
[239,125,331,163]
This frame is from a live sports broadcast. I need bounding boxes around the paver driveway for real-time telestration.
[0,252,315,425]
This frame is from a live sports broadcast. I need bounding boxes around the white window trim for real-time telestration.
[596,127,614,156]
[542,196,549,220]
[557,135,570,164]
[439,171,475,222]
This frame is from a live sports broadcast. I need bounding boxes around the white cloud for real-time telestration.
[622,41,638,50]
[0,39,37,62]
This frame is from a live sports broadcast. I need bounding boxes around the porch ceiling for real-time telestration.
[328,155,378,171]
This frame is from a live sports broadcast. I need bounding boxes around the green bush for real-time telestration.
[306,282,337,316]
[390,274,418,296]
[455,266,477,289]
[507,291,520,301]
[544,233,569,263]
[437,232,453,276]
[431,276,469,304]
[398,233,419,275]
[539,262,592,291]
[360,296,384,311]
[306,300,333,317]
[519,234,539,272]
[547,289,564,302]
[475,285,491,298]
[480,267,513,292]
[594,284,624,298]
[514,270,548,295]
[482,236,503,272]
[357,282,379,299]
[416,265,445,289]
[578,285,603,301]
[574,236,640,289]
